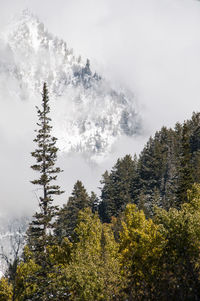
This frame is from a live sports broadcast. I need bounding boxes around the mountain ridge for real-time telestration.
[0,9,141,159]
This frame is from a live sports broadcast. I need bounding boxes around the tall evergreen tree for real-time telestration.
[99,155,137,223]
[190,113,200,183]
[90,191,99,213]
[28,82,64,260]
[176,122,194,206]
[190,112,200,153]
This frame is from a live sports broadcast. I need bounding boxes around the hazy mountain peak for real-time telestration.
[6,8,44,46]
[20,8,38,19]
[0,10,141,159]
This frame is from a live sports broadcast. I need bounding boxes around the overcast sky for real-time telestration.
[1,0,199,130]
[0,0,200,216]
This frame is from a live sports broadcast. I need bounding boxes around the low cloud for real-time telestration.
[0,0,200,216]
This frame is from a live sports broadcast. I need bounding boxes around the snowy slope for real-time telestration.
[0,9,141,159]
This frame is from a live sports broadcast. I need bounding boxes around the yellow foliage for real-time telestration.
[65,208,122,300]
[154,183,200,261]
[48,237,72,266]
[15,249,41,300]
[120,204,164,268]
[119,203,165,296]
[0,277,13,301]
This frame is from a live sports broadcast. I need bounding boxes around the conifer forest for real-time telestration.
[1,1,200,301]
[1,82,200,300]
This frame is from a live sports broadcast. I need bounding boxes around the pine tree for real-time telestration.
[55,180,92,240]
[99,155,137,223]
[28,82,64,260]
[176,122,194,205]
[90,191,99,213]
[162,128,179,210]
[190,112,200,153]
[190,113,200,183]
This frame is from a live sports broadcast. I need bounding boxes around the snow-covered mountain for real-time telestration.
[0,9,141,159]
[0,9,141,275]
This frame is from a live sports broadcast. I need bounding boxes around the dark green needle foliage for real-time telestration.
[176,122,194,206]
[99,155,137,223]
[28,82,64,258]
[55,180,92,241]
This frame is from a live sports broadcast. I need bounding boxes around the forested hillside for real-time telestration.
[99,112,200,222]
[1,87,200,300]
